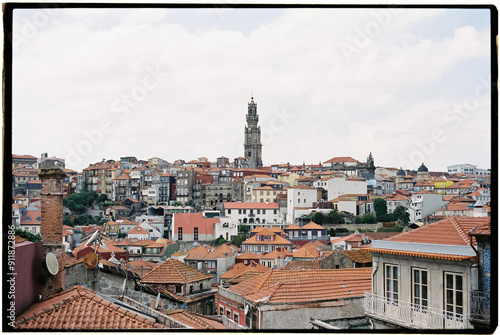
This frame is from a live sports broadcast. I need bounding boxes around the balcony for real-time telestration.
[364,293,469,330]
[469,291,490,325]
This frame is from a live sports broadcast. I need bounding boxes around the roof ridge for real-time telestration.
[449,217,472,245]
[170,259,187,281]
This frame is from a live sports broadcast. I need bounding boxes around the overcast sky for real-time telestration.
[11,6,492,172]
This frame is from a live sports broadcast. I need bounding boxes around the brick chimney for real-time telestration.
[39,155,66,298]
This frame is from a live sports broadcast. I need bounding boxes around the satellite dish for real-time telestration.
[84,252,98,269]
[46,252,59,276]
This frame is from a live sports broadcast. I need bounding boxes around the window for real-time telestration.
[262,210,266,214]
[257,209,260,214]
[200,283,203,291]
[298,199,301,203]
[412,268,428,310]
[178,227,183,241]
[238,209,242,214]
[226,309,231,318]
[228,209,231,214]
[385,264,399,303]
[243,209,247,214]
[274,210,277,215]
[256,235,260,241]
[194,227,199,241]
[219,306,224,315]
[234,313,239,323]
[445,272,464,317]
[176,285,182,294]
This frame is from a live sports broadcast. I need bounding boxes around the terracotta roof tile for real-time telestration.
[243,278,371,304]
[301,221,327,230]
[241,231,291,246]
[141,259,213,285]
[165,310,228,330]
[283,260,321,270]
[15,286,165,329]
[229,268,372,296]
[236,252,262,260]
[220,261,271,280]
[368,248,475,261]
[384,216,489,246]
[340,249,372,263]
[324,157,359,164]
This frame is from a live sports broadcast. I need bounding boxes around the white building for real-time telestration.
[408,191,447,223]
[447,164,490,176]
[127,222,162,241]
[286,186,318,223]
[222,202,282,229]
[326,176,367,201]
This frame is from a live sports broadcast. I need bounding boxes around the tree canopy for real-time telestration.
[328,209,345,224]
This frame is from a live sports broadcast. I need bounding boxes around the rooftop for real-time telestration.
[15,286,164,329]
[141,259,213,285]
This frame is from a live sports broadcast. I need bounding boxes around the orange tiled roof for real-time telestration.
[283,260,321,270]
[185,244,238,261]
[220,261,271,280]
[324,157,359,164]
[72,239,126,257]
[250,227,285,235]
[15,286,165,329]
[236,252,262,260]
[141,259,213,284]
[165,310,227,330]
[369,248,475,261]
[128,224,149,235]
[260,248,292,260]
[284,223,301,230]
[241,231,291,246]
[243,278,371,304]
[229,268,372,296]
[469,221,491,236]
[301,221,327,230]
[293,246,320,259]
[341,249,372,263]
[384,216,489,246]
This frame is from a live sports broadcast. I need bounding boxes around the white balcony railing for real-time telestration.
[364,293,469,329]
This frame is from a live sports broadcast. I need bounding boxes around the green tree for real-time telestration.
[15,228,41,242]
[328,209,345,224]
[63,191,96,213]
[311,212,324,225]
[231,234,245,247]
[97,194,108,204]
[63,215,73,227]
[118,232,128,239]
[374,198,388,222]
[393,205,410,226]
[214,235,227,247]
[356,213,377,224]
[238,225,251,235]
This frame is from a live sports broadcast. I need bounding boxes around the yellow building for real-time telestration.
[278,172,300,187]
[433,178,454,196]
[251,186,285,203]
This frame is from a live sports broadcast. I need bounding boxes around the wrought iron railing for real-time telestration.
[364,293,468,329]
[470,291,490,322]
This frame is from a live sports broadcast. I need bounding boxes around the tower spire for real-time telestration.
[244,97,262,169]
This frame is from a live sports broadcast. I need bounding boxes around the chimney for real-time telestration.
[39,155,67,298]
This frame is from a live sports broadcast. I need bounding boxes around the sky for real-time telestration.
[11,6,492,172]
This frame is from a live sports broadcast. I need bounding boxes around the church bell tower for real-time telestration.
[244,97,263,169]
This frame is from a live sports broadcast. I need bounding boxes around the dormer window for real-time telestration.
[256,235,260,241]
[36,217,41,222]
